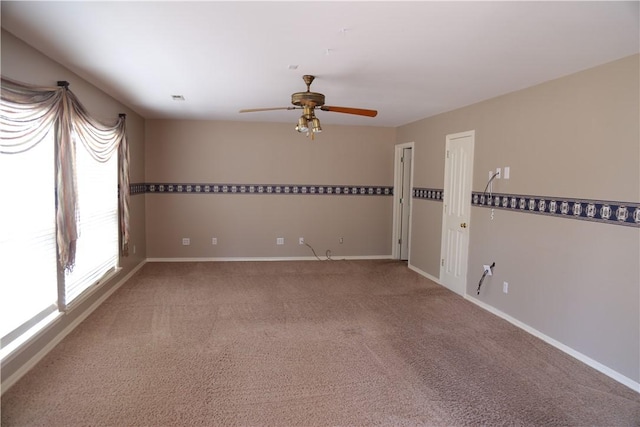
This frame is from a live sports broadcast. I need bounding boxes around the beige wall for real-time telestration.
[145,120,396,258]
[1,29,147,385]
[398,54,640,383]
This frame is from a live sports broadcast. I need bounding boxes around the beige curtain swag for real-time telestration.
[1,77,130,271]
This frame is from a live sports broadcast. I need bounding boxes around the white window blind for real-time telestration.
[0,131,58,348]
[62,133,118,307]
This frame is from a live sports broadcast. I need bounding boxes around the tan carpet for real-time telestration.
[2,260,638,426]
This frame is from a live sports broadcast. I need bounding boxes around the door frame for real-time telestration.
[392,141,415,260]
[439,130,475,295]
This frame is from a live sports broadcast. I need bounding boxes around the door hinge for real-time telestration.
[398,239,401,245]
[441,258,445,267]
[446,150,450,159]
[401,156,404,163]
[400,197,403,204]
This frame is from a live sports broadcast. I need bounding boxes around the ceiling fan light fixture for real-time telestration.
[311,117,322,133]
[296,116,309,133]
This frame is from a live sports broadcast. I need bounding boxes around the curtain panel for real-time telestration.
[0,77,130,270]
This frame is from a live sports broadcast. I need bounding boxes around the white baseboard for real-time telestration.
[1,260,147,395]
[147,255,393,262]
[407,263,441,284]
[465,294,640,394]
[407,263,639,394]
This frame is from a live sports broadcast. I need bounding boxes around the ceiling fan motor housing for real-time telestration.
[291,74,325,108]
[291,91,325,107]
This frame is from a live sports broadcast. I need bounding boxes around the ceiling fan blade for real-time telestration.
[239,107,296,113]
[320,106,378,117]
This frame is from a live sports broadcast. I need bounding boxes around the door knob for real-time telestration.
[460,222,467,228]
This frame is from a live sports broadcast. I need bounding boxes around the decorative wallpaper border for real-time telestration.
[131,183,638,227]
[130,183,146,195]
[132,183,393,196]
[412,188,639,227]
[472,192,639,227]
[413,187,444,201]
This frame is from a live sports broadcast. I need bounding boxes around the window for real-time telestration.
[63,132,119,308]
[0,130,58,348]
[0,79,128,357]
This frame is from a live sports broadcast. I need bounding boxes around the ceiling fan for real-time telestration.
[239,75,377,139]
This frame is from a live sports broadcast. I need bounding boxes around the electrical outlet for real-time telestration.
[276,237,284,245]
[339,237,344,244]
[495,167,501,179]
[212,237,217,245]
[483,264,493,276]
[299,237,304,245]
[503,166,510,179]
[182,238,190,246]
[503,281,509,294]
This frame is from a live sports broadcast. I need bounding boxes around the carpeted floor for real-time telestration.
[2,260,639,426]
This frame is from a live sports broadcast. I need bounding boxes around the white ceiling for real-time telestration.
[2,1,638,127]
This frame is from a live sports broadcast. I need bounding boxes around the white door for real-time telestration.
[440,131,474,295]
[400,147,412,260]
[392,142,414,260]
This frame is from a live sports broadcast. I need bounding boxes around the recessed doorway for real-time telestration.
[392,142,414,260]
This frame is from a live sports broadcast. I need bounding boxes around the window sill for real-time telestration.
[1,266,122,365]
[64,266,122,312]
[0,310,63,364]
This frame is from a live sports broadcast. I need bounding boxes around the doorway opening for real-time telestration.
[392,142,414,260]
